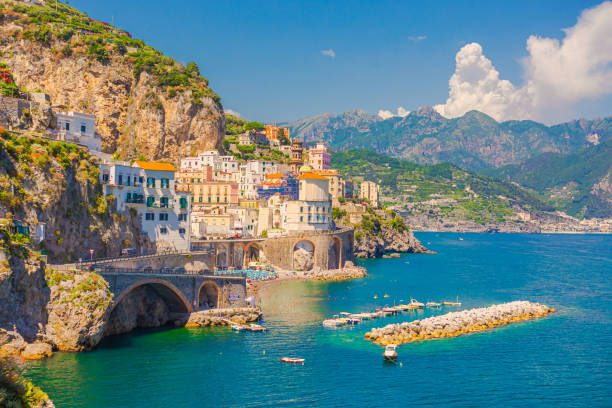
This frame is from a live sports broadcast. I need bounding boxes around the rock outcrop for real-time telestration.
[184,308,262,327]
[0,1,225,161]
[354,225,427,258]
[293,247,314,271]
[365,301,555,345]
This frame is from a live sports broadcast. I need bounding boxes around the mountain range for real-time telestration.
[488,139,612,219]
[288,107,612,173]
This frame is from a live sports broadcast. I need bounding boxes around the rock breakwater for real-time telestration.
[184,308,262,328]
[365,301,555,345]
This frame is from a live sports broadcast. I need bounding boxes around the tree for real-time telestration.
[186,62,200,78]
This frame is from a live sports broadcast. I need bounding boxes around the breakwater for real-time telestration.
[365,301,555,345]
[184,307,262,328]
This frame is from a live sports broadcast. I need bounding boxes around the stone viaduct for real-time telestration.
[50,228,354,317]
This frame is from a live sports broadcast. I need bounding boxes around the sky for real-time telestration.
[71,0,612,124]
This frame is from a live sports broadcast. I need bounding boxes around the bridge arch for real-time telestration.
[112,278,193,314]
[292,238,316,271]
[244,242,263,266]
[328,236,342,270]
[198,280,221,309]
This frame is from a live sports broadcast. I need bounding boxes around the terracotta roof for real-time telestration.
[314,170,339,176]
[266,173,284,179]
[134,161,176,171]
[298,172,329,180]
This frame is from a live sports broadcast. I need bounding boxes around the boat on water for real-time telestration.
[281,357,305,364]
[442,296,462,306]
[246,324,267,332]
[409,298,425,308]
[231,323,246,331]
[426,301,441,308]
[383,344,398,361]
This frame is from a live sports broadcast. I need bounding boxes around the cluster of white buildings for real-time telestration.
[97,140,381,251]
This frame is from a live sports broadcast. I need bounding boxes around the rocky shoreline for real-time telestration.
[184,308,262,328]
[365,301,555,345]
[355,227,431,258]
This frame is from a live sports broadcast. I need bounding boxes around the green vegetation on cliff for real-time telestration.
[5,0,219,104]
[0,128,150,262]
[332,149,553,225]
[489,139,612,218]
[0,357,50,407]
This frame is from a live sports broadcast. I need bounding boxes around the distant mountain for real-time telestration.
[289,107,612,173]
[285,109,379,145]
[331,149,555,225]
[488,139,612,219]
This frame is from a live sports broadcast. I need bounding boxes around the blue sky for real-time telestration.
[71,0,610,123]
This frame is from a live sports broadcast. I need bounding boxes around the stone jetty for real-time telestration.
[365,301,555,345]
[183,307,262,328]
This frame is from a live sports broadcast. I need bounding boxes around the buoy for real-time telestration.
[263,350,266,355]
[384,294,389,298]
[400,362,403,367]
[374,295,378,299]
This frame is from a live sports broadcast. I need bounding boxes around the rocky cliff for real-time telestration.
[335,204,428,258]
[354,225,427,258]
[0,1,225,161]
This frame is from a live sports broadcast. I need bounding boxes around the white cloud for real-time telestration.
[321,49,336,59]
[408,35,427,42]
[378,106,411,119]
[225,109,241,117]
[435,1,612,123]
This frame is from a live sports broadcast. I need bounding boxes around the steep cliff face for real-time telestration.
[354,226,427,258]
[1,131,154,263]
[0,1,225,161]
[104,285,171,336]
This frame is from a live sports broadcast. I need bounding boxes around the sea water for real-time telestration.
[25,233,612,407]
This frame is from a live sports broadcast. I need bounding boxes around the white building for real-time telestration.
[227,206,258,237]
[100,161,191,251]
[55,111,102,151]
[282,172,332,231]
[179,151,238,173]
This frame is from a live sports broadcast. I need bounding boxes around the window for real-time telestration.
[65,122,70,131]
[126,192,131,202]
[145,213,154,221]
[139,176,144,184]
[159,213,169,221]
[80,124,86,133]
[160,227,168,234]
[147,177,156,188]
[118,175,123,185]
[179,197,188,209]
[199,197,203,203]
[146,196,155,207]
[178,213,187,221]
[300,207,303,213]
[160,197,169,208]
[191,196,194,202]
[127,176,131,186]
[300,216,303,222]
[102,174,109,183]
[179,228,186,234]
[160,178,169,189]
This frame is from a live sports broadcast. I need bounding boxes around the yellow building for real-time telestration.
[359,180,380,207]
[176,179,239,206]
[314,170,345,200]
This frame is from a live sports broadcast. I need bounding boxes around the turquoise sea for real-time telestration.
[26,233,612,407]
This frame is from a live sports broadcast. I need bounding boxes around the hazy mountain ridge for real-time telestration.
[488,139,612,218]
[289,107,612,172]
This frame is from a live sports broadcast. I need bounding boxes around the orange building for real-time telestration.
[265,125,290,141]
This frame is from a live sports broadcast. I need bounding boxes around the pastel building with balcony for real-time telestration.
[99,161,191,251]
[55,111,102,152]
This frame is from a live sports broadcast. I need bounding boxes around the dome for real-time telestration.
[299,164,312,173]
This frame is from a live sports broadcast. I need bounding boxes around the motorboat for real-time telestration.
[409,298,425,308]
[281,357,305,364]
[231,323,246,331]
[383,344,398,360]
[426,301,441,308]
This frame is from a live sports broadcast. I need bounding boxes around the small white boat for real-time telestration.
[383,344,398,360]
[409,298,425,308]
[231,324,246,331]
[246,324,267,332]
[281,357,305,364]
[426,301,441,308]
